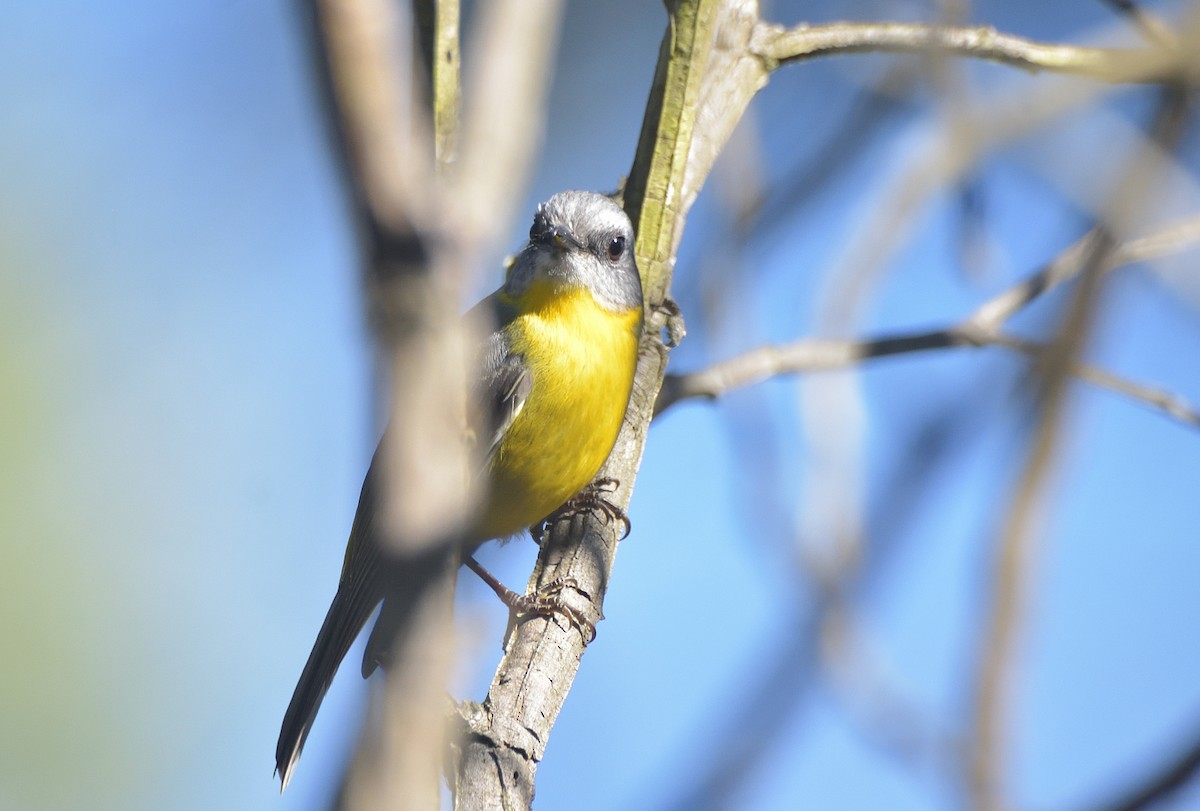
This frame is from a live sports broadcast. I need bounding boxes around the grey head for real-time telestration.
[505,190,643,313]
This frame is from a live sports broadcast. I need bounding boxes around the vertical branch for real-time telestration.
[431,0,461,168]
[969,232,1113,811]
[307,0,470,808]
[454,0,566,257]
[625,0,769,306]
[311,0,566,806]
[968,86,1192,811]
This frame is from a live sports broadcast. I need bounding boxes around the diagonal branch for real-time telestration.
[1077,718,1200,811]
[456,1,762,807]
[1098,0,1179,50]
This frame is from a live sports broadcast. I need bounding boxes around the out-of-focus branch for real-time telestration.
[309,0,469,808]
[990,334,1200,428]
[1076,719,1200,811]
[655,213,1200,427]
[969,86,1191,811]
[971,233,1114,811]
[752,20,1185,84]
[453,0,565,258]
[326,0,561,808]
[820,603,964,779]
[310,0,566,807]
[1098,0,1178,50]
[314,0,432,251]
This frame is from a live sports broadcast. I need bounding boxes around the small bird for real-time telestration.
[276,190,644,789]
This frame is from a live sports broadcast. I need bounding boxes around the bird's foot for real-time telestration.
[531,477,631,545]
[464,556,595,642]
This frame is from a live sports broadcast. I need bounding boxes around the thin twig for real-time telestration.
[990,334,1200,428]
[969,213,1200,332]
[655,323,1200,431]
[752,20,1184,84]
[655,213,1200,427]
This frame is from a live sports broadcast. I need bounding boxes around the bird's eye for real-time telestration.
[606,235,626,261]
[529,212,550,243]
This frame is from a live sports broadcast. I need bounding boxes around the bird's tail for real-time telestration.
[275,568,380,792]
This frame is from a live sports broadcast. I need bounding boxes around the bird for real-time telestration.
[276,190,644,790]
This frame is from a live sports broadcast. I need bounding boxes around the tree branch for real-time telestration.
[308,0,470,807]
[430,0,460,168]
[1078,719,1200,811]
[969,86,1191,811]
[1098,0,1179,50]
[655,212,1200,430]
[971,232,1113,811]
[751,20,1185,84]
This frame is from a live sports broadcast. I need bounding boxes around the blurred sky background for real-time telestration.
[3,1,1200,810]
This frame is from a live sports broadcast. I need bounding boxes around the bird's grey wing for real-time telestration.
[473,298,531,471]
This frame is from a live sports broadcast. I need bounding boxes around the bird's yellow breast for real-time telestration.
[475,281,642,541]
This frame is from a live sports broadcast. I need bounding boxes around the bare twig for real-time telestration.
[752,20,1184,84]
[655,329,965,410]
[967,228,1107,332]
[655,324,1200,430]
[656,213,1200,428]
[990,334,1200,428]
[969,213,1200,331]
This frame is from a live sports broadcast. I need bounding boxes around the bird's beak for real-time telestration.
[550,226,581,252]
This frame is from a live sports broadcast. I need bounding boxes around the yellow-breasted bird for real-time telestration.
[275,190,644,789]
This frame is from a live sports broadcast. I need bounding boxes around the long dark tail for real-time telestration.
[275,562,382,791]
[277,453,386,791]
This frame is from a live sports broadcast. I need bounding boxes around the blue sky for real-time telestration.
[2,2,1199,810]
